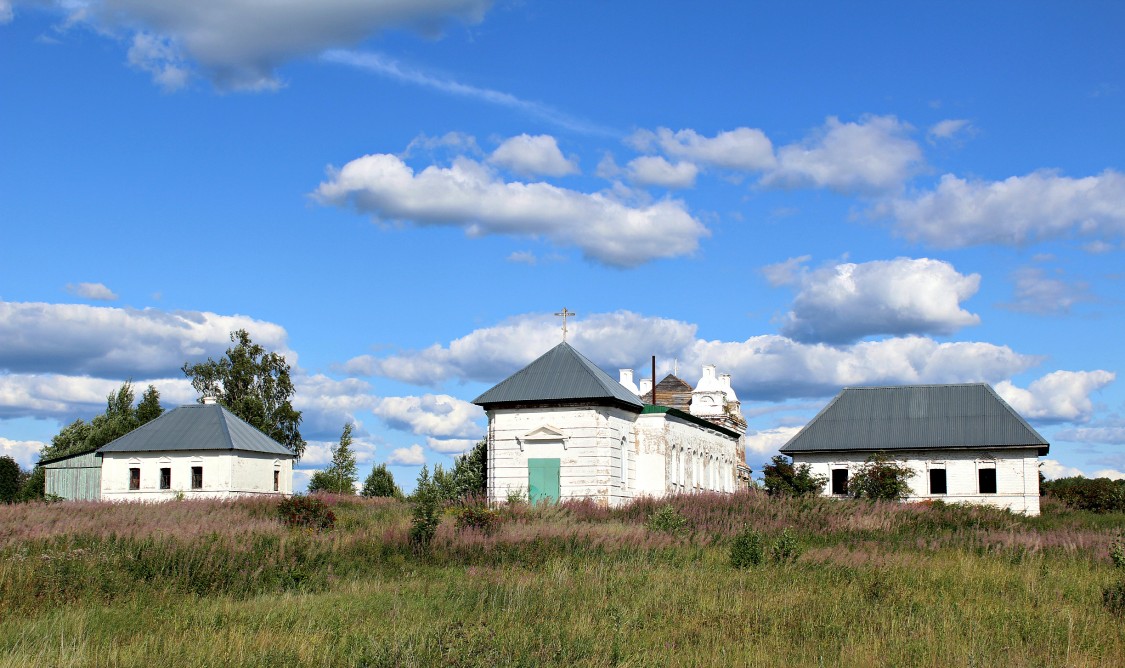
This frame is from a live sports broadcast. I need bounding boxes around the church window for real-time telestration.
[831,468,848,495]
[274,470,280,492]
[978,468,997,494]
[129,467,140,490]
[619,438,627,487]
[929,469,947,495]
[159,468,171,490]
[191,466,203,490]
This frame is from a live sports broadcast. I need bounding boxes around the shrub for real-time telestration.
[454,502,501,534]
[410,466,443,549]
[1112,531,1125,569]
[646,503,688,535]
[1104,579,1125,616]
[762,455,827,498]
[770,528,802,564]
[848,453,913,501]
[362,463,402,499]
[730,527,764,569]
[277,495,336,530]
[1043,476,1125,513]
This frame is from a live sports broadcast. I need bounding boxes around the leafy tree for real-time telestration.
[1043,476,1125,513]
[308,424,358,494]
[135,385,164,424]
[451,439,487,498]
[362,463,402,498]
[18,467,45,502]
[0,456,21,504]
[182,329,305,460]
[409,465,442,548]
[847,453,914,501]
[762,455,828,497]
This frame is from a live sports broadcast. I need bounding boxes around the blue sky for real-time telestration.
[2,1,1124,491]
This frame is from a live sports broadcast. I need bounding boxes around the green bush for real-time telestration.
[646,504,688,535]
[454,503,501,534]
[762,455,827,498]
[770,528,802,564]
[730,527,764,569]
[1104,579,1125,616]
[277,495,336,530]
[848,453,913,501]
[1043,476,1125,513]
[1112,531,1125,569]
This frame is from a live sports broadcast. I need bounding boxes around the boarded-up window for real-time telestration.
[191,466,203,490]
[274,470,280,492]
[929,469,947,495]
[831,468,848,495]
[129,467,140,490]
[160,467,171,490]
[978,468,997,494]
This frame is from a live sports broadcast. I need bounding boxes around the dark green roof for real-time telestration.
[473,342,644,412]
[780,384,1049,456]
[641,405,741,439]
[97,403,296,456]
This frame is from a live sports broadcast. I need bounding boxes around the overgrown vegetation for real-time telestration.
[2,492,1125,665]
[762,454,827,497]
[847,452,914,501]
[1043,475,1125,513]
[307,423,359,494]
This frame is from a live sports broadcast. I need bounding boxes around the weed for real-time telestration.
[730,527,764,568]
[645,504,688,535]
[277,495,335,531]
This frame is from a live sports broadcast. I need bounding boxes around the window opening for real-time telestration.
[978,468,997,494]
[129,467,140,491]
[929,469,947,495]
[191,466,203,490]
[160,467,171,490]
[831,468,849,495]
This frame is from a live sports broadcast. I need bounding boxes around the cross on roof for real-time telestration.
[554,307,576,341]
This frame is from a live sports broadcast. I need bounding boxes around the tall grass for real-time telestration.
[2,492,1124,666]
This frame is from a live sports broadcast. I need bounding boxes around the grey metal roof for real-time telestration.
[473,342,645,411]
[780,383,1049,456]
[97,403,296,456]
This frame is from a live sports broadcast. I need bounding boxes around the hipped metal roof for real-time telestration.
[473,342,645,412]
[780,383,1049,456]
[97,403,296,456]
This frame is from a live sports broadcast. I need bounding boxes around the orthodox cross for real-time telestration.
[554,307,576,341]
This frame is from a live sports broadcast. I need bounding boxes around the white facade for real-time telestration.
[792,448,1042,515]
[100,450,293,502]
[485,404,740,507]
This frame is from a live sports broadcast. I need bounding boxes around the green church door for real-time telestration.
[528,458,560,504]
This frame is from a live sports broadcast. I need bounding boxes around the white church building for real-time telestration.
[43,398,295,501]
[780,384,1049,515]
[473,342,748,506]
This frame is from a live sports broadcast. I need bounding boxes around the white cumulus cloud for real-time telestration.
[0,373,195,420]
[27,0,494,90]
[628,126,776,171]
[761,115,923,194]
[1,436,47,469]
[488,134,578,177]
[372,394,483,439]
[769,257,981,343]
[625,156,699,189]
[1053,426,1125,445]
[313,154,708,267]
[387,444,426,466]
[743,426,803,455]
[883,169,1125,248]
[1000,267,1093,315]
[65,282,118,301]
[995,370,1116,423]
[927,119,973,143]
[1040,459,1085,480]
[426,437,478,454]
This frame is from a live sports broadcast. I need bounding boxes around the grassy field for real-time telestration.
[2,492,1124,667]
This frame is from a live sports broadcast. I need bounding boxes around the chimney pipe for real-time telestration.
[651,355,657,406]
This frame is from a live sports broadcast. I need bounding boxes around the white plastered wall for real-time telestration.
[100,450,294,502]
[791,448,1042,515]
[633,412,739,497]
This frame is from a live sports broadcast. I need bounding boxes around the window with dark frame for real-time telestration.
[191,466,203,490]
[129,467,140,491]
[160,467,171,490]
[831,468,849,495]
[929,469,947,495]
[978,468,997,494]
[274,470,280,492]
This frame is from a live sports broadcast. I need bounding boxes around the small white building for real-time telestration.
[780,384,1049,515]
[473,342,745,506]
[97,398,295,501]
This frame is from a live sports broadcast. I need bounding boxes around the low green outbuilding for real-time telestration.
[41,448,102,501]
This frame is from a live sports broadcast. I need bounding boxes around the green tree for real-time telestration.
[848,453,914,501]
[0,456,22,503]
[182,329,305,459]
[451,439,487,499]
[762,455,828,497]
[135,384,164,424]
[362,463,402,498]
[308,424,358,494]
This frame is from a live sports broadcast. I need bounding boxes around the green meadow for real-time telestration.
[2,493,1124,667]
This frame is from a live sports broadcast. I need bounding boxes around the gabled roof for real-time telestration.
[473,342,645,412]
[780,383,1049,456]
[640,374,693,411]
[97,403,296,457]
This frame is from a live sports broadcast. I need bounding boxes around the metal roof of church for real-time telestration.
[97,403,296,456]
[473,342,645,411]
[780,383,1049,456]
